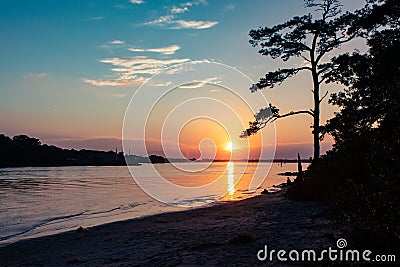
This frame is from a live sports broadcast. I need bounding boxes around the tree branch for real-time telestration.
[260,109,314,127]
[241,108,314,138]
[317,63,333,76]
[315,50,327,64]
[300,55,312,63]
[296,66,313,71]
[252,67,311,91]
[319,76,328,85]
[319,90,329,103]
[274,110,314,120]
[316,31,358,64]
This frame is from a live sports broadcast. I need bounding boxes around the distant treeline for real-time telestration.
[0,134,308,168]
[0,134,168,168]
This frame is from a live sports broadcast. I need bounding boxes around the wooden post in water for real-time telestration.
[297,153,303,181]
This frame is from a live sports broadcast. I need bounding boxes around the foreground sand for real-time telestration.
[0,190,340,266]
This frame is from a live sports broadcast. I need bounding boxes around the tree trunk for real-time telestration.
[313,93,320,161]
[312,68,321,161]
[310,31,321,161]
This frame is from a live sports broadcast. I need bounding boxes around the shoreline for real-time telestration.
[0,191,258,248]
[0,160,308,169]
[0,189,341,266]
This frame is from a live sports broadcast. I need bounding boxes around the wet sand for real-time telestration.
[0,190,340,266]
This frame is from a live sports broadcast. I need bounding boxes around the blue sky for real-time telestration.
[0,0,365,158]
[0,0,305,79]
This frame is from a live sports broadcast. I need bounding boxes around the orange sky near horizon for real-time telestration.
[140,84,264,160]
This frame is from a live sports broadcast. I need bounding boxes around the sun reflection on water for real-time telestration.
[227,161,235,197]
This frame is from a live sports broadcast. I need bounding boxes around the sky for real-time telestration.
[0,0,366,159]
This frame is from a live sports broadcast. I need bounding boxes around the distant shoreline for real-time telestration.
[1,134,310,169]
[0,160,309,169]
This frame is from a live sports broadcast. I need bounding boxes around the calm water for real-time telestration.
[0,162,304,246]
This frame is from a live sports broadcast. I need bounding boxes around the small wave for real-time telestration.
[83,202,145,219]
[170,195,220,207]
[0,202,145,243]
[0,210,88,242]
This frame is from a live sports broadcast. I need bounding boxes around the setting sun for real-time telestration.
[225,142,234,152]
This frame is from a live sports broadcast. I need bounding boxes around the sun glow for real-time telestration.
[225,141,233,152]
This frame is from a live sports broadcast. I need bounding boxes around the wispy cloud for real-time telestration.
[172,20,218,29]
[83,56,191,87]
[129,0,144,4]
[153,81,173,87]
[145,17,218,30]
[128,44,180,55]
[82,77,147,87]
[24,73,47,79]
[104,92,126,98]
[225,4,236,11]
[88,16,103,21]
[110,40,124,45]
[179,77,220,88]
[185,0,208,6]
[101,40,126,52]
[161,59,210,75]
[143,0,217,30]
[171,6,189,14]
[101,56,190,68]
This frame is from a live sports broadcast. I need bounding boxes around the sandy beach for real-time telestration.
[0,189,340,266]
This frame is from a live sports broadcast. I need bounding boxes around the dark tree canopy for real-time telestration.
[349,0,400,34]
[248,0,357,91]
[12,135,41,147]
[323,0,400,145]
[288,0,400,245]
[323,34,400,145]
[0,134,127,167]
[243,0,361,160]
